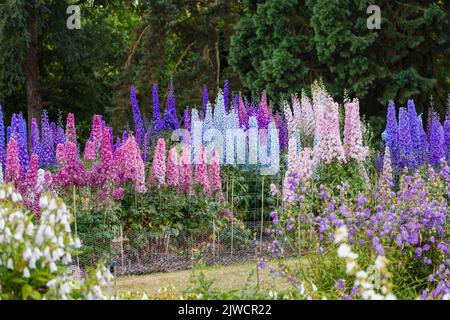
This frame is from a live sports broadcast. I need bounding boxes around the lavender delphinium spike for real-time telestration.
[384,101,399,171]
[407,99,427,167]
[429,113,445,166]
[398,107,416,170]
[130,85,145,146]
[0,105,5,166]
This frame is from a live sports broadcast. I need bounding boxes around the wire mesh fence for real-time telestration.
[70,172,289,277]
[75,221,276,276]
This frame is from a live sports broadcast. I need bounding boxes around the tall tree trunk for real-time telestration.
[24,5,42,135]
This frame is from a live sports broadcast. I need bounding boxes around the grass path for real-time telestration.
[109,260,300,295]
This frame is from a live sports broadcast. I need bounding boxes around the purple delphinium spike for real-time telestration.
[11,113,29,171]
[223,80,229,113]
[166,80,179,130]
[444,118,450,163]
[40,110,55,167]
[429,113,445,166]
[18,113,28,149]
[152,83,162,133]
[141,130,151,163]
[203,85,209,118]
[50,122,57,145]
[385,101,399,171]
[183,107,191,132]
[55,124,66,145]
[31,118,41,157]
[398,107,416,170]
[0,105,5,166]
[407,99,428,167]
[130,85,145,146]
[122,130,128,143]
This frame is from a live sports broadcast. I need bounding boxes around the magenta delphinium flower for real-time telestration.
[238,95,249,130]
[54,142,87,189]
[55,143,66,164]
[0,105,5,166]
[167,147,180,187]
[92,114,103,148]
[203,85,209,117]
[149,138,166,188]
[113,135,147,194]
[5,137,23,187]
[152,83,162,133]
[257,91,270,130]
[344,99,368,162]
[30,118,41,157]
[65,113,77,144]
[397,107,416,170]
[24,153,38,188]
[84,140,96,161]
[130,85,145,146]
[429,113,445,166]
[179,144,193,195]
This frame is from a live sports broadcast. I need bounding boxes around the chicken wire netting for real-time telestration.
[68,173,293,277]
[73,221,274,276]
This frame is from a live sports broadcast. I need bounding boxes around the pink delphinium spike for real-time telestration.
[5,137,23,187]
[113,135,147,194]
[179,144,193,195]
[167,147,180,187]
[84,140,96,161]
[287,137,299,173]
[150,138,166,188]
[56,143,66,164]
[209,148,222,194]
[313,85,346,165]
[300,91,315,137]
[24,153,39,188]
[92,114,103,148]
[65,113,77,144]
[194,147,207,186]
[344,99,368,162]
[101,127,113,165]
[297,148,314,182]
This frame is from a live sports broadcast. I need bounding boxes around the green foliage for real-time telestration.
[230,1,450,115]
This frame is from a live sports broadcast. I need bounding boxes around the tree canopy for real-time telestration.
[0,0,448,131]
